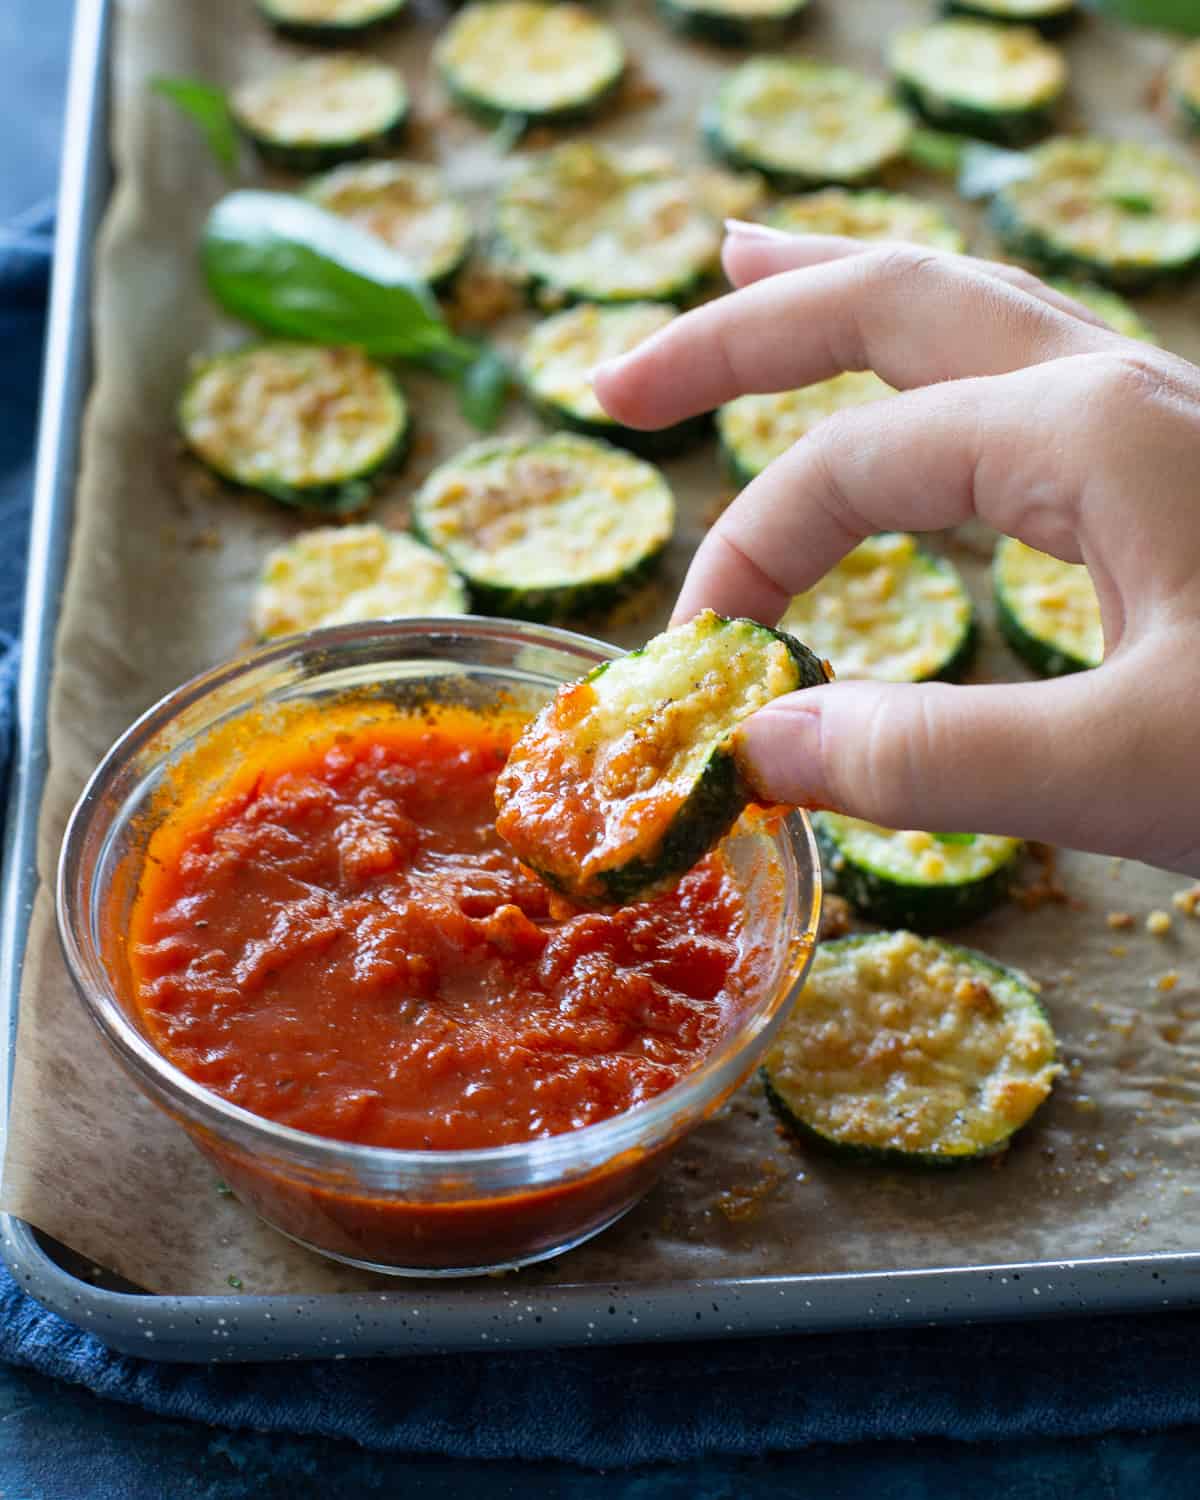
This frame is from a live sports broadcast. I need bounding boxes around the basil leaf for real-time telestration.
[201,191,469,361]
[934,832,977,846]
[456,346,512,432]
[152,76,239,176]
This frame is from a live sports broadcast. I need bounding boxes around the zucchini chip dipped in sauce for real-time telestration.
[762,931,1060,1166]
[179,343,409,513]
[230,54,409,173]
[495,610,832,906]
[252,523,467,640]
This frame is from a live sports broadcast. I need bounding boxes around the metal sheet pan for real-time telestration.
[2,0,1199,1362]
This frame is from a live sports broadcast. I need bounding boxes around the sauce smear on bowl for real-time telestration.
[128,706,756,1151]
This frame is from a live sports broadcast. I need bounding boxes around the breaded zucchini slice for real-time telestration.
[768,189,966,251]
[410,433,675,622]
[494,609,832,905]
[890,20,1066,147]
[517,303,705,457]
[436,1,625,127]
[778,533,977,684]
[992,536,1102,676]
[705,59,912,191]
[813,815,1022,930]
[255,0,409,43]
[1169,42,1200,133]
[179,344,409,514]
[717,371,894,486]
[942,0,1077,35]
[230,55,409,173]
[656,0,811,50]
[252,523,467,640]
[761,931,1060,1166]
[495,143,723,305]
[305,162,473,293]
[991,137,1200,291]
[1048,279,1158,343]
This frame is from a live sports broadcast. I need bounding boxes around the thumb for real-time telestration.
[735,668,1166,861]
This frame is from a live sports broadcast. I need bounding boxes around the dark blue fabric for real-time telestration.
[3,0,1200,1474]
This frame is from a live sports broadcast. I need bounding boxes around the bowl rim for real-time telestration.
[56,615,822,1191]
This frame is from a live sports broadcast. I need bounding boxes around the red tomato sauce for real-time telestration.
[128,706,756,1152]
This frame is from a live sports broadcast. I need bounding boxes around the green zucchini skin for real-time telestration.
[761,932,1056,1168]
[236,112,408,176]
[928,611,979,684]
[940,0,1078,36]
[814,816,1020,931]
[893,76,1057,147]
[993,586,1091,676]
[524,396,711,461]
[703,118,873,193]
[655,0,811,50]
[255,0,409,43]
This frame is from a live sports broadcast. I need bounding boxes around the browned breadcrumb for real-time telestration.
[614,64,662,113]
[1012,843,1072,911]
[1147,909,1173,937]
[1158,972,1180,993]
[1106,911,1135,930]
[1172,885,1200,917]
[446,262,524,331]
[817,893,853,943]
[703,493,737,528]
[1108,945,1128,959]
[714,1161,783,1224]
[523,126,556,151]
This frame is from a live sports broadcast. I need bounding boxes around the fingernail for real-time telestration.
[724,218,794,242]
[736,701,832,810]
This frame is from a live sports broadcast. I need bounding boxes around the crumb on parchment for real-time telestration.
[1172,885,1200,918]
[1147,910,1173,937]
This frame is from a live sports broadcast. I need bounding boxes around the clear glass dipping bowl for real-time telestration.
[57,618,822,1277]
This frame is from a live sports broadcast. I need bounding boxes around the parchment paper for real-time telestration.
[4,0,1199,1296]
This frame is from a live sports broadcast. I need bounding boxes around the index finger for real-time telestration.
[592,242,1112,431]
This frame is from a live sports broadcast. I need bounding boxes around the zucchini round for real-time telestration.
[255,0,408,43]
[253,524,468,639]
[941,0,1077,37]
[705,59,912,191]
[890,20,1066,147]
[992,535,1102,676]
[814,814,1022,930]
[230,55,409,173]
[435,1,625,128]
[1169,42,1200,133]
[656,0,811,50]
[494,609,832,906]
[1047,279,1158,343]
[778,533,977,684]
[768,189,966,251]
[518,303,706,457]
[496,143,722,305]
[761,931,1059,1167]
[991,137,1200,291]
[305,162,473,293]
[717,371,894,486]
[410,433,675,622]
[179,344,409,514]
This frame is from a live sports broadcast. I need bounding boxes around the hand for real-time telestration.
[592,224,1200,875]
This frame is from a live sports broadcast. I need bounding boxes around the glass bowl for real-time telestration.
[57,617,822,1277]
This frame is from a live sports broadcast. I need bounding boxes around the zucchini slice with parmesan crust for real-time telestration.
[718,372,894,487]
[778,533,977,684]
[656,0,811,50]
[411,433,675,622]
[890,20,1066,147]
[230,55,409,173]
[496,143,724,306]
[179,344,408,514]
[518,303,706,458]
[306,162,473,293]
[761,931,1059,1167]
[993,536,1102,676]
[991,138,1200,291]
[1048,279,1158,343]
[252,524,467,640]
[942,0,1077,33]
[255,0,409,43]
[494,609,832,906]
[768,189,966,252]
[814,814,1022,931]
[705,60,912,191]
[1169,43,1200,133]
[436,2,625,128]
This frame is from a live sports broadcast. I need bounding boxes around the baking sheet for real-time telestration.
[2,0,1199,1299]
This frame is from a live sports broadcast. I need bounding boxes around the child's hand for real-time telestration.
[592,225,1200,874]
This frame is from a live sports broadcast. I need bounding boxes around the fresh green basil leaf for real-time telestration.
[201,191,470,360]
[934,832,977,846]
[456,346,511,432]
[958,143,1032,201]
[152,76,239,176]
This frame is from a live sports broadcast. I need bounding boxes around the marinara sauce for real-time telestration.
[129,705,758,1153]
